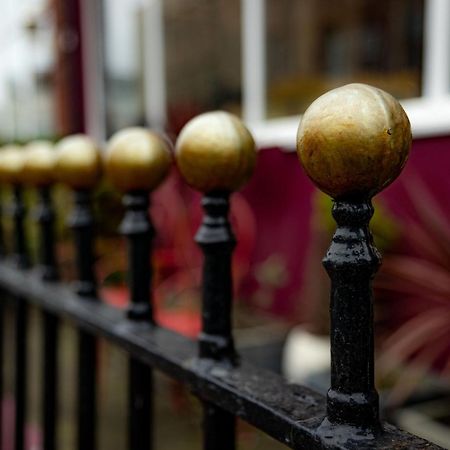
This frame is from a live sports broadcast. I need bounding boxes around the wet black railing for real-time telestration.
[0,86,443,450]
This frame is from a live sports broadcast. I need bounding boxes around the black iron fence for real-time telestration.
[0,86,444,450]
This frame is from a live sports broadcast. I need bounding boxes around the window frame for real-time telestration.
[84,0,450,146]
[244,0,450,148]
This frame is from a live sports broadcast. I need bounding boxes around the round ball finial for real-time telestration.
[55,134,101,189]
[296,83,412,199]
[0,145,27,185]
[175,111,256,192]
[105,127,172,192]
[23,140,57,187]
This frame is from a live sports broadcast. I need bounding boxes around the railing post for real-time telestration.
[0,155,6,449]
[1,146,29,450]
[12,179,27,450]
[23,140,60,450]
[35,187,59,280]
[69,189,97,297]
[0,283,3,449]
[105,127,171,450]
[120,191,153,321]
[120,190,154,450]
[56,135,102,450]
[3,145,30,270]
[11,181,29,270]
[195,192,236,362]
[323,199,381,426]
[0,189,4,258]
[296,84,411,438]
[176,111,257,450]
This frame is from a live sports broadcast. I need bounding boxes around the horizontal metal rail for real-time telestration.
[0,261,441,450]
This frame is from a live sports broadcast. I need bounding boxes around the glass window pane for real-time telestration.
[163,0,241,133]
[266,0,424,118]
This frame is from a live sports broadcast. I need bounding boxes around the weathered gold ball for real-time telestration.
[296,83,411,199]
[22,140,57,187]
[105,127,172,192]
[175,111,256,192]
[55,134,101,189]
[0,145,26,185]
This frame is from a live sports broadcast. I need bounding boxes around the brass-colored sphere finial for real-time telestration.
[0,145,26,185]
[296,83,412,199]
[23,140,57,187]
[105,127,172,192]
[175,111,257,192]
[55,134,101,189]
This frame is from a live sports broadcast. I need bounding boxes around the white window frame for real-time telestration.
[244,0,450,148]
[85,0,450,147]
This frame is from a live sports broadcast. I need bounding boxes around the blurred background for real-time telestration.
[0,0,449,449]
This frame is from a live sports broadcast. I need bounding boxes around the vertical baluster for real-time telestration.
[195,193,236,363]
[69,187,97,450]
[2,145,29,450]
[23,141,59,450]
[35,186,59,282]
[121,191,154,450]
[56,135,101,450]
[12,183,28,450]
[175,111,257,450]
[0,159,5,448]
[0,158,5,449]
[196,193,237,450]
[0,159,5,449]
[14,296,27,450]
[0,288,3,449]
[0,188,4,258]
[42,311,57,450]
[105,127,172,450]
[69,190,97,297]
[323,200,381,427]
[12,185,30,270]
[296,84,411,436]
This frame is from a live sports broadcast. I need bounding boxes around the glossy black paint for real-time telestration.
[0,190,4,257]
[14,297,27,450]
[68,189,98,450]
[323,200,380,433]
[120,191,154,322]
[195,192,236,363]
[0,296,3,448]
[35,187,59,281]
[42,311,58,450]
[0,198,3,447]
[11,186,29,269]
[34,186,60,450]
[203,400,236,450]
[77,330,97,450]
[120,190,154,450]
[8,185,29,450]
[129,357,152,450]
[196,192,237,450]
[68,189,97,298]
